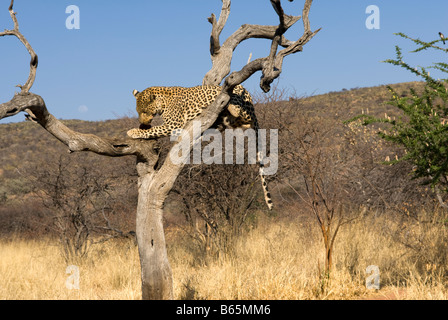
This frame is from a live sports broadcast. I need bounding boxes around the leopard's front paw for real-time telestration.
[127,128,144,139]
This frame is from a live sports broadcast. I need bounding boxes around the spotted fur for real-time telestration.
[127,85,273,210]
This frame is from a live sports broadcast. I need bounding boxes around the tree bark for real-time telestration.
[136,165,173,300]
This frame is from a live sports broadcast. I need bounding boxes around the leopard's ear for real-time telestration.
[133,90,140,98]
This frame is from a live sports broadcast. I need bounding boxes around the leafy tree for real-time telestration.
[349,33,448,206]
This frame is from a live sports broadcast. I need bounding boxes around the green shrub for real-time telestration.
[349,33,448,195]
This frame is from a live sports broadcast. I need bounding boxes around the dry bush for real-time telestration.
[23,153,137,262]
[170,150,265,260]
[0,199,50,238]
[0,118,139,241]
[255,91,363,284]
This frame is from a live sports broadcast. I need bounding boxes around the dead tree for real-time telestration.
[0,0,320,299]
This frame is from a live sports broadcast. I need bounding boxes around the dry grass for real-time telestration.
[0,237,142,300]
[171,216,368,300]
[1,211,448,300]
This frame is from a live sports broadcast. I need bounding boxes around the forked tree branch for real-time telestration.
[152,0,321,186]
[208,0,231,56]
[203,0,320,91]
[0,0,38,93]
[261,0,320,91]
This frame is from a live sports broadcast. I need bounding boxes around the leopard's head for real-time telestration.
[133,89,159,126]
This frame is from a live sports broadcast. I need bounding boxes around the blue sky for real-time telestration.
[1,1,447,123]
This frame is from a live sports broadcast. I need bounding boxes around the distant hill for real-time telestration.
[293,81,423,118]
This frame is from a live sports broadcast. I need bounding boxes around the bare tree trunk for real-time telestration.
[136,167,173,300]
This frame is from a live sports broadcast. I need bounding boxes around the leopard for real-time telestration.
[127,84,273,210]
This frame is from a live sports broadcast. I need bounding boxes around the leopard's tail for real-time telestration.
[254,118,274,211]
[258,152,274,210]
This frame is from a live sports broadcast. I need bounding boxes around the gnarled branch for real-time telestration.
[0,93,158,161]
[203,0,320,91]
[261,0,321,92]
[208,0,231,56]
[0,0,38,93]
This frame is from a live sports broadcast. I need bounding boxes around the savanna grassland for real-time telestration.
[1,212,448,300]
[2,82,448,300]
